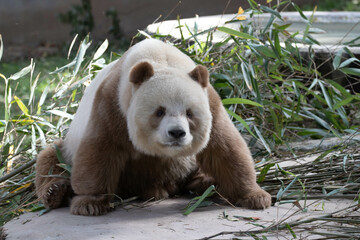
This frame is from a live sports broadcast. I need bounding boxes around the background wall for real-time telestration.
[0,0,318,57]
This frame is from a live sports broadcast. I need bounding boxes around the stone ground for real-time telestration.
[3,197,358,240]
[3,137,359,240]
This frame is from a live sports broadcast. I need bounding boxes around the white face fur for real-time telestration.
[126,69,212,158]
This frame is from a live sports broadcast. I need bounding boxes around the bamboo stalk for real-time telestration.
[0,159,36,183]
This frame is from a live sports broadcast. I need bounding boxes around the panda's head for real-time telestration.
[126,62,212,158]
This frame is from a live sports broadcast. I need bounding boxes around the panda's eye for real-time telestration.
[155,107,165,117]
[186,109,193,119]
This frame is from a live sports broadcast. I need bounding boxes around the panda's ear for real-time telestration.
[129,62,154,86]
[189,65,209,88]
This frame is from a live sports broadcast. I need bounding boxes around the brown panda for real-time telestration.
[35,39,271,216]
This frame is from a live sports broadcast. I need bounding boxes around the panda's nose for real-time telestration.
[168,129,186,139]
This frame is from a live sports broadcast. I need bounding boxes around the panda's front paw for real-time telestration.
[70,195,110,216]
[236,188,272,209]
[142,187,169,200]
[42,179,71,209]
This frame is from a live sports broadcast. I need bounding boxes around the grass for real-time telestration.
[1,0,360,237]
[301,0,360,11]
[0,56,69,114]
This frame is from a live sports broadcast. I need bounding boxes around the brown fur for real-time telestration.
[149,107,165,129]
[198,87,271,209]
[189,65,209,88]
[0,227,7,240]
[35,54,271,216]
[35,140,73,209]
[129,62,154,86]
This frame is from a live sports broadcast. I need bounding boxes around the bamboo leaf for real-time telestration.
[303,6,317,42]
[34,123,46,148]
[31,125,37,157]
[183,185,215,215]
[259,5,283,20]
[54,144,65,164]
[328,80,352,98]
[67,34,78,59]
[53,81,71,98]
[54,145,72,174]
[57,163,72,174]
[286,223,297,238]
[258,163,275,183]
[0,34,3,61]
[217,27,258,41]
[292,3,308,20]
[344,36,360,46]
[0,73,6,80]
[241,62,253,91]
[28,73,40,106]
[10,182,32,194]
[5,86,11,121]
[248,43,277,58]
[222,98,263,107]
[253,125,271,153]
[48,109,74,120]
[340,67,360,76]
[308,27,326,34]
[37,85,50,114]
[338,57,360,68]
[50,60,76,74]
[9,63,32,80]
[14,96,30,116]
[247,0,258,9]
[294,127,332,137]
[73,35,92,76]
[333,96,354,110]
[93,39,109,60]
[277,176,299,200]
[333,49,343,70]
[269,108,281,136]
[263,14,276,35]
[342,155,348,173]
[225,108,257,138]
[273,23,292,31]
[184,27,217,43]
[318,81,333,110]
[308,78,318,91]
[274,32,282,57]
[302,109,331,130]
[307,34,320,45]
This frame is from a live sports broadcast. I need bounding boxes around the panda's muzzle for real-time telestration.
[161,116,192,148]
[162,128,188,148]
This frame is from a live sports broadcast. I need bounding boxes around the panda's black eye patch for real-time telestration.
[186,109,193,119]
[155,107,166,117]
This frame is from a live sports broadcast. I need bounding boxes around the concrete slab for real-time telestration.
[3,197,358,239]
[146,12,360,54]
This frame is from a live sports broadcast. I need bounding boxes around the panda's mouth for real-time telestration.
[163,141,184,148]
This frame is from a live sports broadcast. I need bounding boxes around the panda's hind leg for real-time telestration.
[35,140,73,209]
